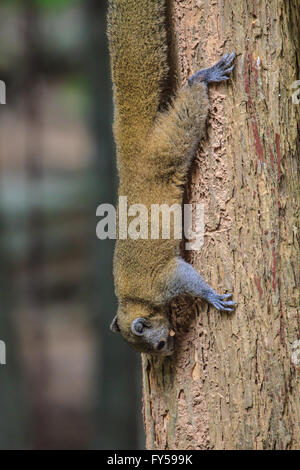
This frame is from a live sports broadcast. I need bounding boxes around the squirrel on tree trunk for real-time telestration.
[107,0,236,356]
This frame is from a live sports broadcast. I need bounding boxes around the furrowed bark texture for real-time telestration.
[142,0,300,450]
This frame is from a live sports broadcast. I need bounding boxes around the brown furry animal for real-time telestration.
[107,0,236,355]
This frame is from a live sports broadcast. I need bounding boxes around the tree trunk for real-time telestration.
[142,0,300,450]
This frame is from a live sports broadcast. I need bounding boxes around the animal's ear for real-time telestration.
[110,315,120,333]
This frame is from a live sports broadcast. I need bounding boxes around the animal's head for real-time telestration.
[110,301,174,356]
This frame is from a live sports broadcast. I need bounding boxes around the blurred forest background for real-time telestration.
[0,0,143,449]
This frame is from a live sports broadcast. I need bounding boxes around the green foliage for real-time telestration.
[34,0,79,9]
[1,0,80,10]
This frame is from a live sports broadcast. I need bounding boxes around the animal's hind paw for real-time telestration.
[188,52,236,86]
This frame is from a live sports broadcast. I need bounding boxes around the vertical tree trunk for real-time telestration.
[142,0,300,450]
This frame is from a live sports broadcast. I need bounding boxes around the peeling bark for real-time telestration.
[142,0,300,450]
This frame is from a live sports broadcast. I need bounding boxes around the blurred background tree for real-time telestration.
[0,0,143,449]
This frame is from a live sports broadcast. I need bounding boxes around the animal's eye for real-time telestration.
[131,318,150,336]
[157,340,165,351]
[135,322,144,334]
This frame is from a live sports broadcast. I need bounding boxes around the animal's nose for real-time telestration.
[156,340,166,351]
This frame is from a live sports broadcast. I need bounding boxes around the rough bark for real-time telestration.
[142,0,300,450]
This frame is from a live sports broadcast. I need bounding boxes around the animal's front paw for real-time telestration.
[189,52,236,86]
[207,292,236,312]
